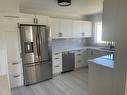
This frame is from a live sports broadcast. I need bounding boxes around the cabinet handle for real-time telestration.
[34,18,38,24]
[55,65,60,67]
[54,53,59,55]
[77,60,81,63]
[58,33,63,37]
[81,32,85,36]
[91,51,93,55]
[77,54,81,56]
[12,62,19,65]
[13,75,20,78]
[77,50,81,52]
[54,58,60,60]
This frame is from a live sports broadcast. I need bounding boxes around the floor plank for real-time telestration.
[11,68,88,95]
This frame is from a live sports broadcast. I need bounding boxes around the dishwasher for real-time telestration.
[62,51,75,73]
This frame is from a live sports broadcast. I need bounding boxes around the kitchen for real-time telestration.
[0,0,127,95]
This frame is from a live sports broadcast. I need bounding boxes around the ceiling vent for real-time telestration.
[58,0,71,7]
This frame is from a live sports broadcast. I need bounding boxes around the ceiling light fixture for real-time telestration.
[58,0,71,7]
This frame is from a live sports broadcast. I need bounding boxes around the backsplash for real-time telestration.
[52,38,93,51]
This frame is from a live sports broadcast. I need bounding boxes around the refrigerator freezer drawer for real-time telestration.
[23,62,52,85]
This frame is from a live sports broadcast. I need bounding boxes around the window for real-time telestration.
[95,22,105,43]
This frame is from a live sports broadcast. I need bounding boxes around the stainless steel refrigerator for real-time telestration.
[20,24,52,86]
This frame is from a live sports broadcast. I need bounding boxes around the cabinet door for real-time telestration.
[50,18,60,39]
[6,31,21,63]
[73,20,82,38]
[36,15,49,25]
[52,53,62,75]
[102,0,117,41]
[0,31,8,75]
[19,13,35,24]
[60,19,73,38]
[9,74,24,88]
[82,21,92,38]
[75,49,87,68]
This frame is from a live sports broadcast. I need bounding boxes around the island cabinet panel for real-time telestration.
[88,62,113,95]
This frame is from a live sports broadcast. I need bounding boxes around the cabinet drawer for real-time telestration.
[53,53,62,59]
[75,50,85,54]
[53,58,62,65]
[75,53,83,60]
[53,64,62,74]
[8,62,23,75]
[9,74,24,88]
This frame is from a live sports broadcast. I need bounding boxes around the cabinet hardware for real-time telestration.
[77,60,81,63]
[77,50,81,52]
[58,33,63,37]
[34,18,38,24]
[91,51,93,55]
[12,62,18,65]
[54,58,60,60]
[55,65,60,67]
[54,53,59,55]
[77,54,81,56]
[81,32,85,36]
[13,75,20,78]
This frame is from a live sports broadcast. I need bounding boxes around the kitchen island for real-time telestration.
[88,55,114,95]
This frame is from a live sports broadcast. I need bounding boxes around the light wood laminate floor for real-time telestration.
[12,68,88,95]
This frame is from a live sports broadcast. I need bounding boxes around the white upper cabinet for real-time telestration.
[73,20,83,38]
[19,13,35,24]
[82,21,92,38]
[73,20,92,38]
[50,18,73,39]
[19,13,49,25]
[60,19,73,38]
[49,18,60,39]
[102,0,117,41]
[35,15,49,25]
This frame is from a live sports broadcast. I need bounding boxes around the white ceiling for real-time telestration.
[20,0,103,18]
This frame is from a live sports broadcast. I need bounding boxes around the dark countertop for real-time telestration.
[88,55,114,69]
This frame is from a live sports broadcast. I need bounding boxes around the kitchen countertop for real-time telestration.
[88,55,114,69]
[52,46,115,53]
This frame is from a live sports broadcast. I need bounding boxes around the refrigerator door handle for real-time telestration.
[36,31,40,60]
[37,27,42,61]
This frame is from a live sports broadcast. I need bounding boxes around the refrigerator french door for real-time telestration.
[20,25,52,85]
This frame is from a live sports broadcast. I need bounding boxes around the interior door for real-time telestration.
[38,26,50,61]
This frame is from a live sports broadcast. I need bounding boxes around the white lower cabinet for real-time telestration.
[75,49,87,68]
[52,53,62,75]
[88,62,113,95]
[9,74,23,88]
[8,61,24,88]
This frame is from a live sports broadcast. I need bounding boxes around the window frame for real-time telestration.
[94,22,106,44]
